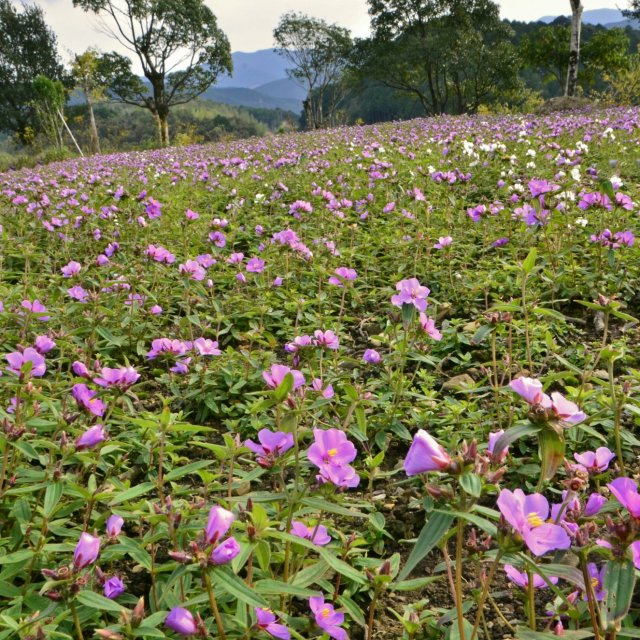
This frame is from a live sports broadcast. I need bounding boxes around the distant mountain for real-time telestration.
[200,86,302,114]
[538,8,640,28]
[216,49,291,89]
[254,77,307,102]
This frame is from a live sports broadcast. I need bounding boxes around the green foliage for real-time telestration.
[0,0,66,143]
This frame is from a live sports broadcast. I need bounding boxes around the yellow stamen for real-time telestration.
[527,512,544,527]
[322,607,331,618]
[327,448,337,457]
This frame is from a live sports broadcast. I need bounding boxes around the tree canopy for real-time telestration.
[0,0,66,143]
[72,0,232,146]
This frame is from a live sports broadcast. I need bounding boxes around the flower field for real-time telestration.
[1,107,640,639]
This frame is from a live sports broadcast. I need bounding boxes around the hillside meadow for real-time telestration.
[1,107,640,640]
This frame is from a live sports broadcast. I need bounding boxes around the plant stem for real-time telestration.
[527,568,536,630]
[470,551,503,640]
[609,357,625,475]
[580,557,602,640]
[367,588,380,640]
[70,600,84,640]
[455,519,466,640]
[203,569,226,640]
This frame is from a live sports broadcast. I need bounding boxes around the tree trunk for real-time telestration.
[566,0,583,97]
[159,112,169,147]
[85,93,101,155]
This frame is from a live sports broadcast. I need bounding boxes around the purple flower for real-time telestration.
[150,304,163,315]
[391,278,430,312]
[34,335,56,354]
[487,430,509,463]
[72,361,91,378]
[209,230,226,247]
[549,392,586,424]
[504,564,558,589]
[185,209,199,220]
[528,179,558,198]
[263,364,305,390]
[61,260,81,277]
[94,366,140,389]
[328,267,357,286]
[68,285,89,302]
[210,537,241,564]
[73,532,101,569]
[308,428,357,468]
[631,541,640,570]
[404,429,451,476]
[314,330,339,350]
[21,299,49,321]
[6,348,46,377]
[492,237,509,248]
[72,384,106,416]
[194,338,221,356]
[106,514,124,537]
[309,596,347,640]
[497,488,571,556]
[584,493,606,517]
[509,377,551,407]
[608,477,640,518]
[104,576,125,599]
[165,607,197,636]
[228,252,244,264]
[419,313,442,340]
[146,244,176,264]
[204,505,234,546]
[75,424,107,450]
[289,200,313,217]
[583,563,605,601]
[179,260,205,281]
[245,429,294,467]
[574,447,615,473]
[363,349,381,364]
[433,236,452,249]
[255,608,290,640]
[291,521,331,546]
[312,378,334,399]
[284,334,313,353]
[272,276,283,287]
[246,257,265,273]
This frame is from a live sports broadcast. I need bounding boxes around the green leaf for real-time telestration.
[0,550,35,564]
[291,559,330,588]
[274,372,294,402]
[317,547,366,585]
[522,247,537,274]
[458,472,481,498]
[471,325,492,345]
[76,590,127,613]
[43,482,63,518]
[493,423,541,457]
[398,511,454,581]
[440,510,497,537]
[392,576,442,591]
[108,482,155,505]
[538,428,565,481]
[254,579,316,598]
[163,460,213,482]
[212,568,268,608]
[602,559,637,629]
[337,594,367,628]
[617,630,640,638]
[300,496,369,518]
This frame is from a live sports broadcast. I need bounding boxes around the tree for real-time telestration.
[357,0,520,116]
[623,1,640,18]
[0,0,66,143]
[72,49,105,154]
[72,0,232,147]
[566,0,583,96]
[31,75,66,150]
[273,12,352,129]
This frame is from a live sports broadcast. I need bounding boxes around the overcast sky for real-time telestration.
[32,0,626,66]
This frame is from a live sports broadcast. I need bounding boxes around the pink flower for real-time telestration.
[497,488,571,556]
[34,335,56,354]
[487,430,509,463]
[309,596,347,640]
[504,564,558,589]
[608,477,640,518]
[312,378,334,399]
[255,608,290,640]
[106,514,124,537]
[391,278,430,312]
[73,532,101,569]
[149,304,163,315]
[263,364,305,390]
[6,348,46,377]
[165,607,197,636]
[434,236,452,249]
[185,209,199,220]
[94,366,140,389]
[509,377,551,407]
[573,447,615,473]
[21,299,49,321]
[245,429,294,467]
[314,330,339,350]
[549,392,586,424]
[307,428,359,489]
[363,349,381,364]
[210,537,241,565]
[61,260,81,277]
[419,313,442,340]
[68,285,89,302]
[179,260,205,281]
[194,338,221,356]
[72,383,106,416]
[246,257,265,273]
[228,252,244,264]
[104,576,125,599]
[204,505,234,546]
[404,429,451,475]
[328,267,357,286]
[291,521,331,546]
[75,424,107,450]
